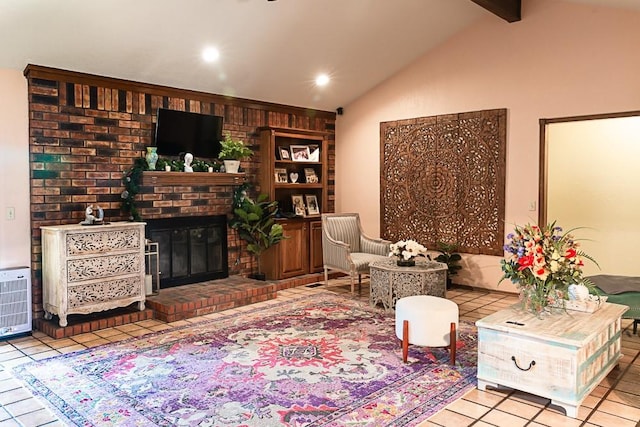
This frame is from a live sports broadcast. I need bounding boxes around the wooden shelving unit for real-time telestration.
[258,127,330,280]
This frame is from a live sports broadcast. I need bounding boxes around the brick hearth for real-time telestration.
[35,273,330,339]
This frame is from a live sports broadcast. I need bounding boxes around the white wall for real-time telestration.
[0,69,30,269]
[547,117,640,277]
[335,0,640,291]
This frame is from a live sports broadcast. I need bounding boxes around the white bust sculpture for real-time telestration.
[184,152,193,172]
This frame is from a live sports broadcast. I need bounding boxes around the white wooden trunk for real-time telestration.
[41,222,146,327]
[476,303,627,418]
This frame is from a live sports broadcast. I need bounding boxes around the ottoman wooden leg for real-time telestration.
[449,322,457,365]
[402,320,409,363]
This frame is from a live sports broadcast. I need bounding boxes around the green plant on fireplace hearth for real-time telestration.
[230,183,285,279]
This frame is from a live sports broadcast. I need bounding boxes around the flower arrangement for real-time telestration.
[500,221,597,314]
[389,239,428,266]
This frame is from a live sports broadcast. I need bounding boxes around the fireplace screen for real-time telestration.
[146,215,228,288]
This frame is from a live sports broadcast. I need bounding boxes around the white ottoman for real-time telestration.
[395,295,459,365]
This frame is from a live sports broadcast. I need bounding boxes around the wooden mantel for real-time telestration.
[142,171,245,186]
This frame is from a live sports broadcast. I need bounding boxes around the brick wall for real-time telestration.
[25,65,336,320]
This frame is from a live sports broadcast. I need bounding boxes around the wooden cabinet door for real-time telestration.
[309,220,324,273]
[278,221,309,278]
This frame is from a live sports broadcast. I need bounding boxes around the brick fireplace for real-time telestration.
[146,214,228,288]
[25,65,336,329]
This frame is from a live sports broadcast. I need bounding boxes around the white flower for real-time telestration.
[389,239,427,260]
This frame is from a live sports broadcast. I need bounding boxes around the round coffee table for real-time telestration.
[369,258,448,310]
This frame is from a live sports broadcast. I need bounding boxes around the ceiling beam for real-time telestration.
[470,0,521,23]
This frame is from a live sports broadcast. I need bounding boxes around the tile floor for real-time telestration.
[1,279,639,427]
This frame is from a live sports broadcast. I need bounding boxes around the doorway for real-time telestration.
[540,111,640,276]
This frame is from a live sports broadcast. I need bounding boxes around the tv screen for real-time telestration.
[154,108,224,159]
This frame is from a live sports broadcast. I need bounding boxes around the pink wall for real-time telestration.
[335,0,640,290]
[0,69,30,268]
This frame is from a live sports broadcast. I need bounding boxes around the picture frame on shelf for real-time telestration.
[304,168,318,184]
[291,194,306,217]
[290,145,310,162]
[308,145,320,162]
[305,195,320,216]
[274,168,288,183]
[279,147,291,160]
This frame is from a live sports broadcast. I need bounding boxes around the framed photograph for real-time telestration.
[291,194,306,217]
[305,195,320,216]
[290,145,310,162]
[308,145,320,162]
[274,167,288,183]
[304,168,318,184]
[279,147,291,160]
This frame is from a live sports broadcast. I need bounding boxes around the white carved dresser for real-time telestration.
[41,222,146,327]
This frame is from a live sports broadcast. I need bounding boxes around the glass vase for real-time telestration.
[145,147,158,170]
[396,258,416,267]
[519,282,566,316]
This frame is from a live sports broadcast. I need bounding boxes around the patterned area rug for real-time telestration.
[14,293,477,426]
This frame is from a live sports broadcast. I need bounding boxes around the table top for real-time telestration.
[41,221,146,231]
[476,302,629,346]
[369,258,447,272]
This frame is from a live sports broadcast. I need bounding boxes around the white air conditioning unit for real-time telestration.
[0,267,32,338]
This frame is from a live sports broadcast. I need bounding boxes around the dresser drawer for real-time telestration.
[478,329,576,395]
[66,228,142,256]
[67,253,142,283]
[68,276,143,308]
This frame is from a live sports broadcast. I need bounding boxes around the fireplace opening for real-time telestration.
[146,215,228,288]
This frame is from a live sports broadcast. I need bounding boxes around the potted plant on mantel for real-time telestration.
[218,132,253,173]
[229,184,285,280]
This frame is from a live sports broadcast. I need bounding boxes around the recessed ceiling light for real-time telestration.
[315,73,330,87]
[202,47,220,63]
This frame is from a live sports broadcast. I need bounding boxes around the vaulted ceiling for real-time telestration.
[0,0,638,112]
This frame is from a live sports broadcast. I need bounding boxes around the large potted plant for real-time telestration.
[229,184,285,279]
[218,132,253,173]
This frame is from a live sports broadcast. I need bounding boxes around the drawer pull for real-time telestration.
[511,356,536,371]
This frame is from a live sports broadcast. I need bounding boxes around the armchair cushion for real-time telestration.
[351,253,390,273]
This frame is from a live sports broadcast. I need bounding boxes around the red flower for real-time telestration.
[565,248,576,258]
[517,254,534,271]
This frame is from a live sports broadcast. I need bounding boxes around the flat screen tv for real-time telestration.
[154,108,224,159]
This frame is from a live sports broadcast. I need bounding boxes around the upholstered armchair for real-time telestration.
[321,213,391,293]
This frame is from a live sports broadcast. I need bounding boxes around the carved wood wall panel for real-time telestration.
[380,109,506,256]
